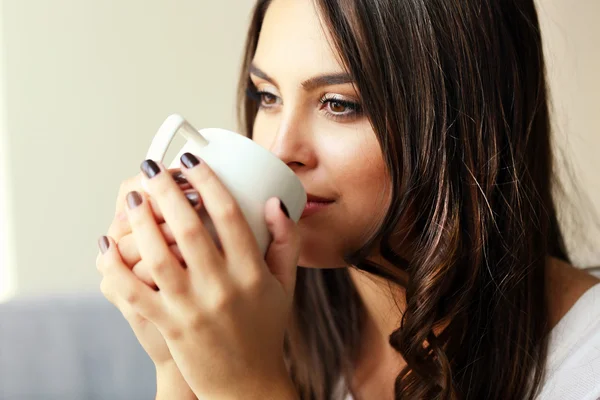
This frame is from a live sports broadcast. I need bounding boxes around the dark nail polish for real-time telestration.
[185,191,200,207]
[98,236,110,254]
[141,159,161,179]
[181,153,200,169]
[279,199,290,219]
[171,171,188,185]
[127,191,143,209]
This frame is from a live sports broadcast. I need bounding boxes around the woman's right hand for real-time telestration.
[106,169,200,287]
[98,169,199,367]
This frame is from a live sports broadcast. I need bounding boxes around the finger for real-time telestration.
[97,236,166,324]
[140,159,223,280]
[108,170,191,241]
[264,198,299,295]
[125,189,189,296]
[108,174,145,240]
[147,189,203,221]
[125,190,202,232]
[179,153,261,270]
[111,192,161,245]
[132,244,185,288]
[119,225,183,267]
[132,261,159,289]
[170,169,191,189]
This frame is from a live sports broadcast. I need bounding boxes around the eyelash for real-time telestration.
[246,87,362,122]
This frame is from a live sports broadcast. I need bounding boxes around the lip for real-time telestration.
[301,194,335,218]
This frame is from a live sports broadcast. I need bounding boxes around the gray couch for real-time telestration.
[0,293,156,400]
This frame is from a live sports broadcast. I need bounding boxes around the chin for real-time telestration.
[295,219,352,269]
[296,242,348,269]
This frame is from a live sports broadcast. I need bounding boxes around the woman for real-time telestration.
[96,0,600,399]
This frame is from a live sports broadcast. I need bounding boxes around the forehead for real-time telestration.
[253,0,346,79]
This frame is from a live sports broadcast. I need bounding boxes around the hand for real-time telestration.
[106,170,200,287]
[98,154,300,399]
[98,234,197,400]
[98,169,197,365]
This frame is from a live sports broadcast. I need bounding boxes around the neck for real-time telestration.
[348,266,405,345]
[347,256,407,390]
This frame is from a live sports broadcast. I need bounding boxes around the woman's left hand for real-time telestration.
[98,153,300,400]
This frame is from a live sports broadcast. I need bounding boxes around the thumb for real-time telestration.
[264,197,299,295]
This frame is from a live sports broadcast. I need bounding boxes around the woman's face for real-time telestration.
[250,0,390,268]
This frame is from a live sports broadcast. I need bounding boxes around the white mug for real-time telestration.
[144,114,307,256]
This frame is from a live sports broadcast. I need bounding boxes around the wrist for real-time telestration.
[235,365,298,400]
[155,362,197,400]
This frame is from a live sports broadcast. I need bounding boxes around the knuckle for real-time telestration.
[122,285,140,305]
[153,181,172,198]
[187,310,209,332]
[170,278,188,296]
[149,256,172,276]
[244,273,267,295]
[180,223,202,240]
[217,202,241,222]
[99,279,110,297]
[164,326,184,341]
[208,287,239,313]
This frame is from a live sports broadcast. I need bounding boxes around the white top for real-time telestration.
[343,283,600,400]
[537,282,600,399]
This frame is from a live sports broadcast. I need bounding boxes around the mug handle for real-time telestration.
[145,114,209,162]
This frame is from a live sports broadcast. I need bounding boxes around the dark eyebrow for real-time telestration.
[301,73,353,91]
[249,62,354,91]
[249,63,277,86]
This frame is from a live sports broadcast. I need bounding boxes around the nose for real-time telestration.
[267,113,317,172]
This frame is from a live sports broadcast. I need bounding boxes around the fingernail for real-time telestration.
[279,199,290,219]
[171,170,188,185]
[127,191,143,209]
[181,153,200,169]
[141,159,161,179]
[98,236,110,254]
[185,191,200,207]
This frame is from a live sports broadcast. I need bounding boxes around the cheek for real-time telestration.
[324,128,390,234]
[249,113,274,149]
[328,130,388,197]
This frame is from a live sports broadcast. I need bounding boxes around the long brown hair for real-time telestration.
[237,1,569,399]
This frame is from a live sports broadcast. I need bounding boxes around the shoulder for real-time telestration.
[538,280,600,400]
[545,257,600,329]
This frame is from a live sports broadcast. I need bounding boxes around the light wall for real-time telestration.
[538,0,600,267]
[0,0,254,298]
[0,0,16,301]
[0,0,598,300]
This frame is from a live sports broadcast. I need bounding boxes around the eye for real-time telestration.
[260,92,278,106]
[319,94,362,121]
[328,100,350,113]
[246,86,281,110]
